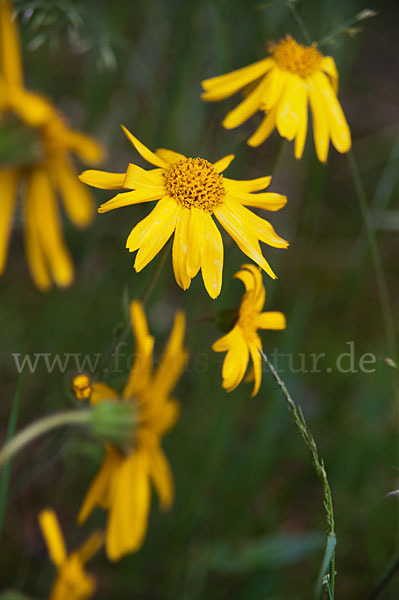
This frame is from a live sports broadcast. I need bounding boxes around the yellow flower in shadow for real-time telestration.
[80,127,288,298]
[39,509,103,600]
[202,35,351,163]
[213,264,286,396]
[0,0,103,289]
[77,300,188,561]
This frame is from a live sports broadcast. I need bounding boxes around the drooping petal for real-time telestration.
[124,163,165,190]
[219,328,250,392]
[0,0,23,87]
[78,446,123,524]
[222,77,267,129]
[248,338,263,396]
[275,73,302,141]
[106,450,151,561]
[26,168,74,288]
[260,66,287,111]
[308,75,330,163]
[320,56,338,93]
[227,200,289,248]
[148,446,174,510]
[213,154,235,173]
[38,509,67,567]
[79,170,125,190]
[61,129,103,164]
[201,58,274,101]
[256,311,286,330]
[0,168,18,275]
[214,201,277,278]
[185,207,205,278]
[155,148,186,164]
[201,212,224,299]
[247,103,278,147]
[294,80,309,160]
[146,399,180,436]
[126,197,177,253]
[313,71,351,154]
[98,189,163,213]
[172,207,191,291]
[151,312,188,400]
[52,156,94,227]
[24,189,51,291]
[121,126,168,168]
[91,382,118,406]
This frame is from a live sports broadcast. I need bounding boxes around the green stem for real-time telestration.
[347,151,398,367]
[0,410,92,469]
[288,0,312,45]
[260,350,336,597]
[318,9,377,47]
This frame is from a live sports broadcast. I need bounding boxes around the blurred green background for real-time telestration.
[1,0,398,598]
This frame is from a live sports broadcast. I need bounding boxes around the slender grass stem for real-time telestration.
[288,1,312,45]
[318,9,377,47]
[0,410,92,469]
[347,151,398,368]
[260,350,336,598]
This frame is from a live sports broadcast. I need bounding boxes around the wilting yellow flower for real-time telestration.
[78,300,188,561]
[213,264,285,396]
[202,35,351,163]
[80,127,288,298]
[0,0,102,289]
[38,508,103,600]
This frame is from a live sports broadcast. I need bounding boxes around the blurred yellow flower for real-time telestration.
[80,127,288,298]
[202,35,351,163]
[78,300,188,561]
[39,508,103,600]
[72,373,92,400]
[0,0,103,289]
[213,264,285,396]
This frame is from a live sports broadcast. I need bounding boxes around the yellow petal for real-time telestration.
[201,212,223,299]
[308,75,330,163]
[248,339,262,396]
[39,509,67,567]
[106,451,151,561]
[213,154,234,173]
[0,0,23,87]
[124,163,165,190]
[24,191,52,291]
[77,531,104,565]
[123,300,154,398]
[247,104,278,147]
[26,168,74,288]
[121,126,168,168]
[256,311,286,330]
[52,156,94,227]
[201,57,274,101]
[228,200,289,249]
[148,446,174,510]
[226,189,287,212]
[78,447,123,524]
[222,77,267,129]
[126,197,177,252]
[79,170,125,190]
[218,328,250,392]
[320,56,338,93]
[186,207,205,278]
[151,312,188,400]
[172,207,191,291]
[224,176,271,193]
[62,130,103,164]
[275,74,301,141]
[260,66,286,111]
[214,201,276,279]
[313,71,351,154]
[98,188,163,213]
[155,148,186,163]
[0,168,18,275]
[294,80,309,160]
[91,382,118,406]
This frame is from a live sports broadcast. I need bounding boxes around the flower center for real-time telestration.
[164,157,225,211]
[269,35,322,78]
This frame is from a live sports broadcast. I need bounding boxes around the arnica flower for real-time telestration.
[0,0,102,289]
[201,34,351,163]
[78,300,188,561]
[213,264,285,396]
[39,508,103,600]
[79,127,288,298]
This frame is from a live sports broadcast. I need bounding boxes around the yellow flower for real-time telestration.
[78,300,188,561]
[0,0,103,289]
[79,127,288,298]
[213,264,285,396]
[71,374,92,400]
[201,34,351,163]
[38,508,103,600]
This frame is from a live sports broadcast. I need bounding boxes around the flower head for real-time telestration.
[213,264,285,396]
[72,374,92,400]
[78,300,188,561]
[80,127,288,298]
[0,0,103,289]
[201,34,351,163]
[39,509,103,600]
